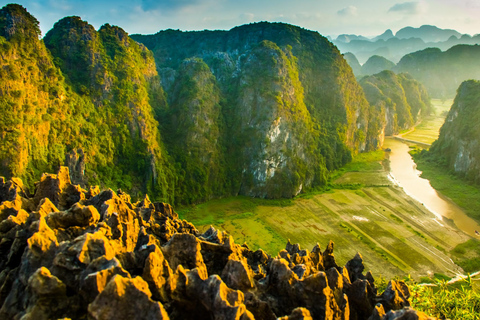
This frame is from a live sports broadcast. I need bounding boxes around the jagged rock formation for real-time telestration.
[359,70,432,144]
[0,167,436,319]
[429,80,480,183]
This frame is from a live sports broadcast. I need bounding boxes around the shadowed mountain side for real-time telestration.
[132,22,381,201]
[428,80,480,183]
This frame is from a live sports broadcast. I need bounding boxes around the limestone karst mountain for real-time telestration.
[0,5,175,203]
[359,70,431,144]
[395,45,480,98]
[0,4,433,205]
[0,168,434,319]
[428,80,480,182]
[0,4,389,204]
[360,56,395,77]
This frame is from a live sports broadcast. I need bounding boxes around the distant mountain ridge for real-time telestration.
[344,44,480,99]
[395,45,480,98]
[395,25,462,42]
[334,25,479,64]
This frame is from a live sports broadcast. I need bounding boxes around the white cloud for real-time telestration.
[337,6,358,16]
[388,2,426,15]
[239,12,255,22]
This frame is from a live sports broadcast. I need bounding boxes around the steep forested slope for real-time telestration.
[360,55,395,76]
[1,4,425,204]
[0,5,175,202]
[429,80,480,182]
[360,70,431,139]
[132,23,380,199]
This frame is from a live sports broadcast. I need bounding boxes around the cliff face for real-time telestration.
[430,80,480,182]
[0,6,174,202]
[133,22,378,199]
[359,71,431,142]
[0,5,403,203]
[0,5,95,187]
[44,16,174,200]
[0,168,433,320]
[163,58,226,203]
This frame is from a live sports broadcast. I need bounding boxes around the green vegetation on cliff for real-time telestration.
[0,4,429,205]
[0,5,174,201]
[161,58,227,204]
[360,70,431,140]
[427,80,480,183]
[132,22,378,200]
[0,5,91,187]
[360,55,395,76]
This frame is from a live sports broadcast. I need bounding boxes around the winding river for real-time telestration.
[383,138,480,237]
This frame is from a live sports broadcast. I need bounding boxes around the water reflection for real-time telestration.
[383,138,480,237]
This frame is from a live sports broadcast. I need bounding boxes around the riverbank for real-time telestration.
[177,98,479,280]
[178,146,471,280]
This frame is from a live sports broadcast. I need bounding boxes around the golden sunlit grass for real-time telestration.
[401,99,453,145]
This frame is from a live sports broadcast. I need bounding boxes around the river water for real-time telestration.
[383,138,480,237]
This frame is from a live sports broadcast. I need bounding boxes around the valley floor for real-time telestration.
[178,99,477,281]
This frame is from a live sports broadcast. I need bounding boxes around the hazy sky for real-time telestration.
[4,0,480,37]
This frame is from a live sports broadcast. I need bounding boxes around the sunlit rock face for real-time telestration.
[430,80,480,183]
[0,167,434,319]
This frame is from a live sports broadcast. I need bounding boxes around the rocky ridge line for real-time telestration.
[0,167,434,319]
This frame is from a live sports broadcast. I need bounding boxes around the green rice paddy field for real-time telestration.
[178,99,478,281]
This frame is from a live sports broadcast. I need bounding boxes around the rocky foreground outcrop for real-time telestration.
[0,167,434,319]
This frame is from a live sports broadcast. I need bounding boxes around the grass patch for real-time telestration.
[451,239,480,273]
[330,150,384,181]
[390,214,403,223]
[406,225,427,241]
[408,276,480,320]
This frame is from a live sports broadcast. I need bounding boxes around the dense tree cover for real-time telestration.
[0,4,89,188]
[0,5,174,202]
[1,5,421,203]
[359,70,431,142]
[343,52,362,77]
[161,58,227,204]
[427,80,480,183]
[132,22,374,199]
[360,55,395,76]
